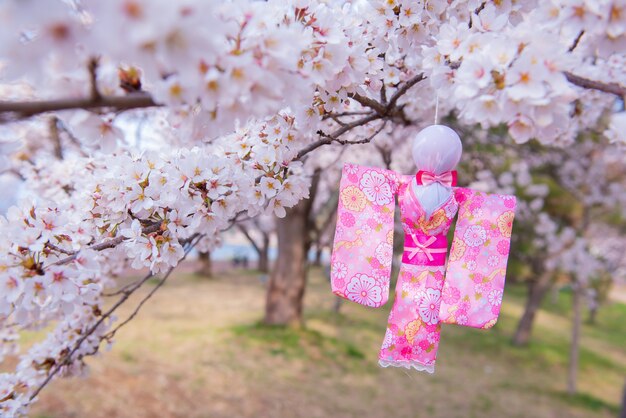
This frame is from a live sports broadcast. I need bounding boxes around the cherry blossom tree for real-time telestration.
[1,0,625,415]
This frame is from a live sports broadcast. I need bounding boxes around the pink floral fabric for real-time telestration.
[378,177,459,373]
[330,164,397,308]
[330,164,516,373]
[439,189,516,329]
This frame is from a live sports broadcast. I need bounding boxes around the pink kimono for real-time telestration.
[330,164,516,373]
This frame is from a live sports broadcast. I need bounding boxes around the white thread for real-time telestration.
[434,93,440,125]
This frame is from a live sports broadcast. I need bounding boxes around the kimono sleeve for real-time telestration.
[439,188,516,328]
[330,163,398,308]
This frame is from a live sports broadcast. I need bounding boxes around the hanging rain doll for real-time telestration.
[330,125,516,373]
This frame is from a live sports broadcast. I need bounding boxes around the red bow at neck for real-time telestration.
[415,170,458,187]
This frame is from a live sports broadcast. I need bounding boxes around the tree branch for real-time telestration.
[295,113,381,159]
[348,92,387,114]
[29,234,200,402]
[47,222,163,268]
[0,93,159,122]
[386,74,426,110]
[565,72,626,98]
[237,224,262,255]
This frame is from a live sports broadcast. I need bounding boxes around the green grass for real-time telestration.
[231,279,626,416]
[505,283,626,351]
[26,269,626,418]
[230,322,368,368]
[552,391,620,415]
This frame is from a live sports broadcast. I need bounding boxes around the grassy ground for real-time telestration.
[26,266,625,418]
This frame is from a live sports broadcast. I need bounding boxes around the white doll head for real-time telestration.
[411,125,462,174]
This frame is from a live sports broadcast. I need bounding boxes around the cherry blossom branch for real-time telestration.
[386,74,426,110]
[29,234,201,402]
[322,110,373,120]
[0,93,159,122]
[348,92,387,114]
[28,270,154,401]
[296,113,381,159]
[564,72,626,98]
[333,119,387,145]
[47,222,163,268]
[349,74,426,117]
[296,76,424,158]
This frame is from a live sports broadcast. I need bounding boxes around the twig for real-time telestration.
[568,31,585,52]
[87,57,102,102]
[322,110,373,120]
[55,118,89,158]
[103,234,201,340]
[48,116,63,160]
[334,120,387,145]
[295,113,382,159]
[329,114,348,127]
[102,276,147,297]
[45,242,74,256]
[28,270,154,401]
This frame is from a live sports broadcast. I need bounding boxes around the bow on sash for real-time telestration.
[416,170,458,187]
[404,234,447,262]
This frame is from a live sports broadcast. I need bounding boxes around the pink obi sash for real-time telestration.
[402,233,448,266]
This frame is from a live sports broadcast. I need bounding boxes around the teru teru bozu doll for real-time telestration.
[330,125,516,373]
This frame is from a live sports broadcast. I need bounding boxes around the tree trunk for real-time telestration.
[258,233,270,274]
[587,305,598,325]
[619,383,626,418]
[196,251,213,278]
[263,200,310,326]
[568,283,583,395]
[512,271,552,346]
[333,296,342,313]
[313,246,323,267]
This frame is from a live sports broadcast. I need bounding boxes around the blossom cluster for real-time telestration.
[0,113,310,416]
[0,0,625,415]
[463,127,626,286]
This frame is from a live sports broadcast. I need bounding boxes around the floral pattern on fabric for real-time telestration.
[439,189,517,329]
[345,274,383,306]
[340,185,367,212]
[331,164,397,308]
[376,178,458,373]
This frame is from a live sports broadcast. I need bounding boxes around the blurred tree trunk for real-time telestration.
[313,247,323,267]
[619,383,626,418]
[258,233,270,273]
[333,296,343,313]
[263,170,320,326]
[196,251,213,278]
[264,199,311,326]
[568,282,583,395]
[238,224,271,273]
[587,305,598,325]
[513,271,552,346]
[310,197,337,268]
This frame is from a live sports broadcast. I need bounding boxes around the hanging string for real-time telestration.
[434,93,440,125]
